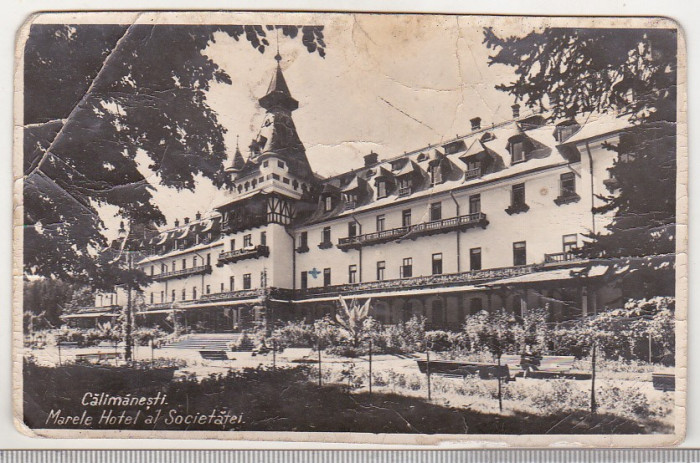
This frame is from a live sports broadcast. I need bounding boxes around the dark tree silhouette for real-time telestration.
[23,24,325,288]
[485,27,677,297]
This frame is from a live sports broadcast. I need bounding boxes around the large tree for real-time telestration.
[23,24,325,289]
[484,27,677,297]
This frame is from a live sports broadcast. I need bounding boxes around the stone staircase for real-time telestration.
[163,333,239,351]
[163,333,255,351]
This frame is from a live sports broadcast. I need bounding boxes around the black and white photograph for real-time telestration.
[14,12,686,444]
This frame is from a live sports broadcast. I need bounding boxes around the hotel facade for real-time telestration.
[75,57,635,333]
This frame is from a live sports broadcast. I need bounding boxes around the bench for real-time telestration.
[652,373,674,392]
[416,360,509,379]
[75,352,121,363]
[199,350,229,361]
[501,354,591,380]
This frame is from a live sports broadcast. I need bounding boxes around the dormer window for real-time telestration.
[429,164,443,185]
[511,141,525,163]
[278,160,285,169]
[554,120,580,143]
[324,195,333,212]
[377,180,387,199]
[398,178,412,197]
[465,161,481,180]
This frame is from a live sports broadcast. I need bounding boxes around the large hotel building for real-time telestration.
[73,55,633,332]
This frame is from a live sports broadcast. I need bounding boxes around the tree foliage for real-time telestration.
[485,27,677,297]
[23,24,325,287]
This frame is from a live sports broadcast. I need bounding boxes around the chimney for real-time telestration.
[184,217,190,224]
[511,104,520,119]
[364,152,379,167]
[174,219,180,227]
[195,211,201,221]
[470,117,481,131]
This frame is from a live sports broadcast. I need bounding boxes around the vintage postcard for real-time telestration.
[13,12,687,445]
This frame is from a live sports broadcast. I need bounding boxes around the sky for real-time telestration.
[137,15,522,229]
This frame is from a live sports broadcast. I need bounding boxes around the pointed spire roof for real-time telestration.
[259,56,299,112]
[229,136,245,172]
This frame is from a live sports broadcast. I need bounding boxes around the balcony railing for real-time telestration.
[295,264,538,299]
[465,167,482,180]
[217,245,269,266]
[221,214,268,234]
[152,264,212,281]
[544,252,581,264]
[141,287,295,311]
[337,212,488,251]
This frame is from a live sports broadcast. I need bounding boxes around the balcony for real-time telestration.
[142,287,295,311]
[544,252,582,264]
[221,214,268,234]
[554,193,581,206]
[464,167,482,180]
[296,244,310,253]
[152,264,212,281]
[217,245,269,266]
[296,264,538,299]
[318,240,333,250]
[505,202,530,215]
[398,187,412,197]
[337,213,488,251]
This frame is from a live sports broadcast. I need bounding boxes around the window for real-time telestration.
[511,141,525,163]
[430,202,442,221]
[377,180,387,199]
[283,177,290,184]
[513,241,527,266]
[324,196,333,212]
[298,231,308,251]
[150,265,154,276]
[348,221,357,238]
[560,172,576,197]
[376,261,386,281]
[470,248,482,271]
[512,183,525,207]
[376,215,386,232]
[181,289,186,301]
[402,209,412,227]
[229,276,235,291]
[300,271,308,290]
[243,274,251,289]
[192,287,197,300]
[323,268,331,287]
[150,292,154,304]
[182,258,187,270]
[429,164,443,185]
[261,271,267,287]
[563,234,578,253]
[206,285,211,295]
[469,194,481,215]
[278,160,285,169]
[230,239,236,251]
[206,253,211,266]
[160,291,164,303]
[193,256,198,267]
[171,289,176,302]
[465,160,481,179]
[162,263,166,273]
[220,283,224,292]
[263,160,269,167]
[172,261,176,272]
[272,173,280,180]
[470,297,483,315]
[260,231,267,246]
[348,265,358,284]
[432,253,443,275]
[400,258,413,278]
[398,178,412,196]
[322,227,331,243]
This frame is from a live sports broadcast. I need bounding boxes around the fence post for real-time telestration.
[368,339,372,398]
[497,355,503,412]
[318,344,322,387]
[426,349,431,402]
[591,340,597,414]
[273,340,277,371]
